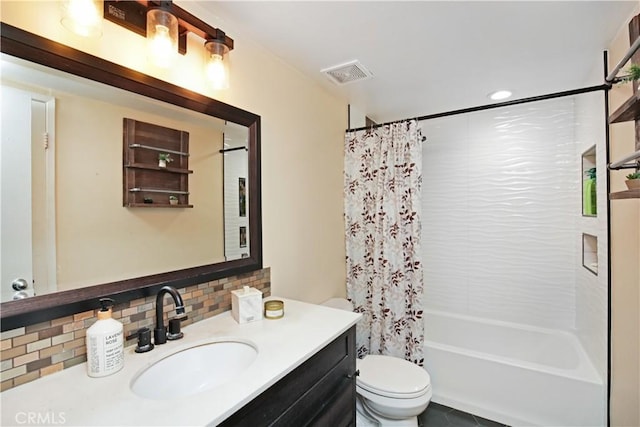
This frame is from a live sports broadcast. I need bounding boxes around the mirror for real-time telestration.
[0,23,262,329]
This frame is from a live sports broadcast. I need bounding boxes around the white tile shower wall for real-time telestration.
[574,90,608,380]
[224,147,250,260]
[422,97,580,330]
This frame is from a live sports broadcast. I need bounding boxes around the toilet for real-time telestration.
[322,298,432,426]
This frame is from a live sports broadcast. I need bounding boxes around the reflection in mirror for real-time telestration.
[0,54,250,303]
[223,123,250,260]
[0,23,261,329]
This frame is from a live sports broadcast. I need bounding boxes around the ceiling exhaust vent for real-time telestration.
[321,60,373,85]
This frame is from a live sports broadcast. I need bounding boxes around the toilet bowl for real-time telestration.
[322,298,432,426]
[356,355,432,426]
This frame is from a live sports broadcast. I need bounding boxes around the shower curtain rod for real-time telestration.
[346,83,610,133]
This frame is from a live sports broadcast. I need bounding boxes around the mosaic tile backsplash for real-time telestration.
[0,268,270,391]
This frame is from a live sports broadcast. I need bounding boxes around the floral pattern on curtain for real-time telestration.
[344,119,424,365]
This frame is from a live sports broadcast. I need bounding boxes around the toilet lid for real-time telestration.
[357,355,431,399]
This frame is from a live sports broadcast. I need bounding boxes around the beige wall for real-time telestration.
[608,8,640,427]
[1,1,348,301]
[1,78,225,290]
[54,94,225,290]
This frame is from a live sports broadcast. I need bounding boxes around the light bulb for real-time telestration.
[148,25,174,68]
[205,40,230,90]
[146,8,178,68]
[207,54,228,89]
[61,0,102,38]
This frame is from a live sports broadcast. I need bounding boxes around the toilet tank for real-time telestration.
[322,298,353,311]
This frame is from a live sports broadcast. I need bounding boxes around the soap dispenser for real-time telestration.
[86,298,124,378]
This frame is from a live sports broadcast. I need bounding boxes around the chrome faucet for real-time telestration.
[154,286,187,345]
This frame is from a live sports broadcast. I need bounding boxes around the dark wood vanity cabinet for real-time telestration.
[219,326,356,427]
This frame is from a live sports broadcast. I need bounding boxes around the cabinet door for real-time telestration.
[307,377,356,427]
[219,326,356,427]
[272,352,355,426]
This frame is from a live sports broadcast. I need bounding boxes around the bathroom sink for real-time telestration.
[130,340,258,400]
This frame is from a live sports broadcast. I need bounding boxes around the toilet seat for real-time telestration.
[357,355,431,399]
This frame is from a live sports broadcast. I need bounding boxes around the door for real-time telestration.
[1,85,54,301]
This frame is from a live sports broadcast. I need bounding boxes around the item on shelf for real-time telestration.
[583,167,597,215]
[625,172,640,190]
[143,197,153,204]
[618,63,640,84]
[169,195,179,205]
[158,153,173,168]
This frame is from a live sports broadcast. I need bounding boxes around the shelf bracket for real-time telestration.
[128,144,189,156]
[608,149,640,170]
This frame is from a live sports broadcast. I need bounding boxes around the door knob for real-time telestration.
[12,278,29,291]
[13,291,29,300]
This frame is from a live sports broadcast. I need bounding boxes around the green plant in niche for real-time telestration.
[585,167,596,181]
[626,172,640,180]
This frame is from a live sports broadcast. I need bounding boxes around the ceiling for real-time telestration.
[191,1,637,124]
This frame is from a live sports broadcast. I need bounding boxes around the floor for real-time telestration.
[419,402,509,427]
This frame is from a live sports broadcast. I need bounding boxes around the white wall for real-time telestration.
[422,97,594,331]
[574,90,608,381]
[223,149,250,260]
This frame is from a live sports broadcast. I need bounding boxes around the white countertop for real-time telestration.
[1,298,360,426]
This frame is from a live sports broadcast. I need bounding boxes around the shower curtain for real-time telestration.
[344,120,424,365]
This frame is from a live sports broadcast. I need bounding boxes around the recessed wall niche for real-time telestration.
[582,233,598,275]
[581,146,597,217]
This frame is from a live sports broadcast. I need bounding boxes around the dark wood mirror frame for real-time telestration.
[0,23,262,331]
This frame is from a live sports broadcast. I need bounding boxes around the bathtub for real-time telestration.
[423,310,605,427]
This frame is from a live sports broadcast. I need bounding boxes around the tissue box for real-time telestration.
[231,286,263,324]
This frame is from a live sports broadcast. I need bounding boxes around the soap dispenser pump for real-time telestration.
[85,298,124,378]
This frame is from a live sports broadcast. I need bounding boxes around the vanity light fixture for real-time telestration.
[102,1,234,77]
[488,90,513,101]
[60,0,103,38]
[205,36,230,89]
[146,2,179,68]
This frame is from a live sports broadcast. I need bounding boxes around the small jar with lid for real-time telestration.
[264,300,284,319]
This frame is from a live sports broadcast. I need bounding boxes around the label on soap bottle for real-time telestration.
[86,299,124,378]
[87,322,124,377]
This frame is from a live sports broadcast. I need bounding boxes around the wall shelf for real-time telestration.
[129,188,190,194]
[608,92,640,123]
[582,233,598,275]
[609,189,640,199]
[127,203,194,208]
[582,146,597,217]
[125,163,193,174]
[607,16,640,200]
[123,118,191,207]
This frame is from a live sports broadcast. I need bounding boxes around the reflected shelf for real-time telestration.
[125,163,193,174]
